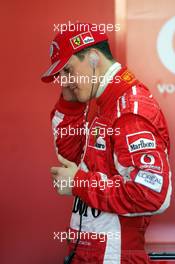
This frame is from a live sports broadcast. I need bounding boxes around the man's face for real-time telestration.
[59,54,99,102]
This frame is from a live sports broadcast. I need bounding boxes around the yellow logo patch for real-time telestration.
[121,70,135,83]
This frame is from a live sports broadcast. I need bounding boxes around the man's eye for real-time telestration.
[64,68,69,73]
[64,67,71,74]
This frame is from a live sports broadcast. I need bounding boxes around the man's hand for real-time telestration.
[50,154,78,195]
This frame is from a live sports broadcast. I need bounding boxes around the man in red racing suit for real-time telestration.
[42,23,172,264]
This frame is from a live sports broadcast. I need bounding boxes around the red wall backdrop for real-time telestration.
[0,1,116,264]
[0,0,174,264]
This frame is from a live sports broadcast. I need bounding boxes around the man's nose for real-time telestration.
[59,70,69,87]
[62,81,69,88]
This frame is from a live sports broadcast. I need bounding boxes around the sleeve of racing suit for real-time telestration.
[72,113,172,215]
[51,95,86,165]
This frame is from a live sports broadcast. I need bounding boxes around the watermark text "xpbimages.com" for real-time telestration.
[53,125,120,139]
[53,21,121,34]
[53,230,120,243]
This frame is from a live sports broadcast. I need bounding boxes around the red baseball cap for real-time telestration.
[41,23,108,82]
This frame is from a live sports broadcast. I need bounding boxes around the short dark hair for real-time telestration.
[75,40,114,61]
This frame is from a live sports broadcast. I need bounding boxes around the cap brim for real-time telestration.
[41,57,70,83]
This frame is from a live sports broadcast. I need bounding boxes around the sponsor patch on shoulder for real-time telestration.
[131,151,163,173]
[134,170,163,193]
[126,131,156,153]
[121,70,135,83]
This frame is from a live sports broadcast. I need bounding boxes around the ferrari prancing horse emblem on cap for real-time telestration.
[73,37,81,46]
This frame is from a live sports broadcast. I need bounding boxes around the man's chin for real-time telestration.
[77,98,87,103]
[76,95,89,103]
[77,91,96,103]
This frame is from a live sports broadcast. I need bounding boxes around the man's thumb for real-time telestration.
[57,154,72,167]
